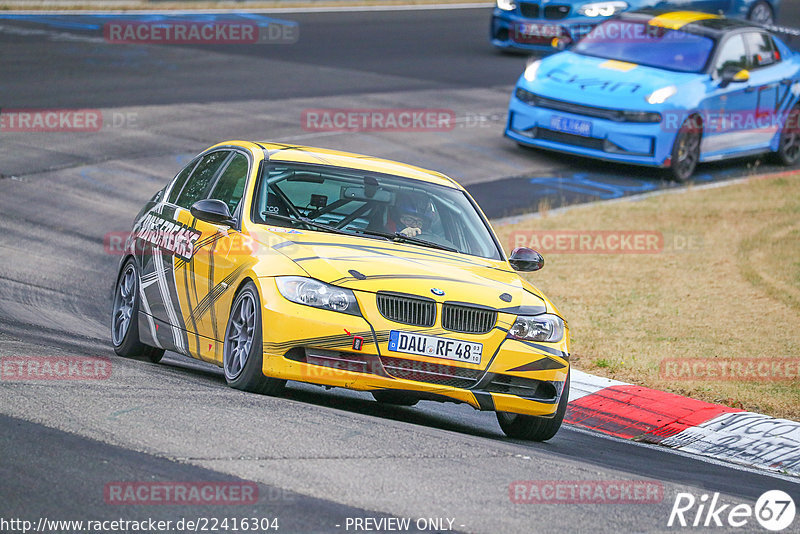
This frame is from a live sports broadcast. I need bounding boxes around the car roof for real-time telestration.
[210,141,461,189]
[619,9,763,38]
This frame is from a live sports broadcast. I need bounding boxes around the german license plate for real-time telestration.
[387,330,482,364]
[550,115,592,137]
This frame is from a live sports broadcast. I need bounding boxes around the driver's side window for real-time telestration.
[174,150,231,210]
[208,152,250,216]
[714,34,748,78]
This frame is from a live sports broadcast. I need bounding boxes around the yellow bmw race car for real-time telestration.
[111,141,571,441]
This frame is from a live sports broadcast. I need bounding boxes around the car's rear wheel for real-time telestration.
[747,1,774,25]
[669,116,702,182]
[773,106,800,166]
[371,390,420,406]
[111,259,165,363]
[496,372,570,441]
[223,281,286,395]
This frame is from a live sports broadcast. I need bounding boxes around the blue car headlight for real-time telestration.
[508,314,565,342]
[275,276,361,316]
[523,59,541,82]
[646,85,677,105]
[496,0,516,11]
[577,1,628,17]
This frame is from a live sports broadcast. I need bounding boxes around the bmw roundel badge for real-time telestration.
[431,288,445,296]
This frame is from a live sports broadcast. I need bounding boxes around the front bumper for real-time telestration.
[505,91,676,167]
[256,277,570,417]
[490,9,599,52]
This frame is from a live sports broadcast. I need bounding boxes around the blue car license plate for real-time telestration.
[550,115,592,137]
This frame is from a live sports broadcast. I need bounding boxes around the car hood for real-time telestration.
[254,229,548,313]
[526,51,698,107]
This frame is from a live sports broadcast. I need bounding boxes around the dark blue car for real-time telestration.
[491,0,780,52]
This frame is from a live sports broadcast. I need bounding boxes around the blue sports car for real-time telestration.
[491,0,779,52]
[505,10,800,180]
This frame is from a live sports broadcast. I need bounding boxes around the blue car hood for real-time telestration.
[527,51,699,107]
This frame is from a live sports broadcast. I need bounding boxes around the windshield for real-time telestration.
[252,164,502,260]
[573,20,715,73]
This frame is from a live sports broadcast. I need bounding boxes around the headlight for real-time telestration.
[523,59,541,82]
[496,0,516,11]
[578,1,627,17]
[508,314,565,342]
[275,276,361,316]
[646,85,677,105]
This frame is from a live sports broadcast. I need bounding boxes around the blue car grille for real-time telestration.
[536,128,606,150]
[519,2,539,17]
[515,89,661,124]
[517,2,569,19]
[544,5,570,19]
[516,88,624,121]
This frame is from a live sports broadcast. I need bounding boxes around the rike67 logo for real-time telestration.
[668,490,795,531]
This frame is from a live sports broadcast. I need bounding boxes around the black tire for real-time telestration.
[747,1,774,25]
[111,259,165,363]
[773,106,800,166]
[496,372,570,441]
[669,116,702,182]
[371,390,420,406]
[223,281,285,395]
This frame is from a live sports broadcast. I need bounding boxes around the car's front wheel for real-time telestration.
[496,372,570,441]
[774,106,800,166]
[669,116,702,182]
[111,259,165,363]
[223,281,286,395]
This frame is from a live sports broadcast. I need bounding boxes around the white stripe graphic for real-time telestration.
[152,249,185,353]
[137,284,163,350]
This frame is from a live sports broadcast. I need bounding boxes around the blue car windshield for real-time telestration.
[573,20,715,73]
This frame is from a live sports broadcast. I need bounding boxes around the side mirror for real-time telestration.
[509,247,544,272]
[719,66,749,88]
[190,199,236,227]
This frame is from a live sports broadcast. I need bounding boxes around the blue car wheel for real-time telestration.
[670,116,702,182]
[747,1,774,24]
[775,107,800,166]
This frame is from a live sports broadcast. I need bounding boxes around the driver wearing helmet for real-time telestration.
[389,192,435,238]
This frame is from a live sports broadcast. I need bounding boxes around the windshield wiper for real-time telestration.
[262,212,352,235]
[355,229,457,252]
[263,212,389,240]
